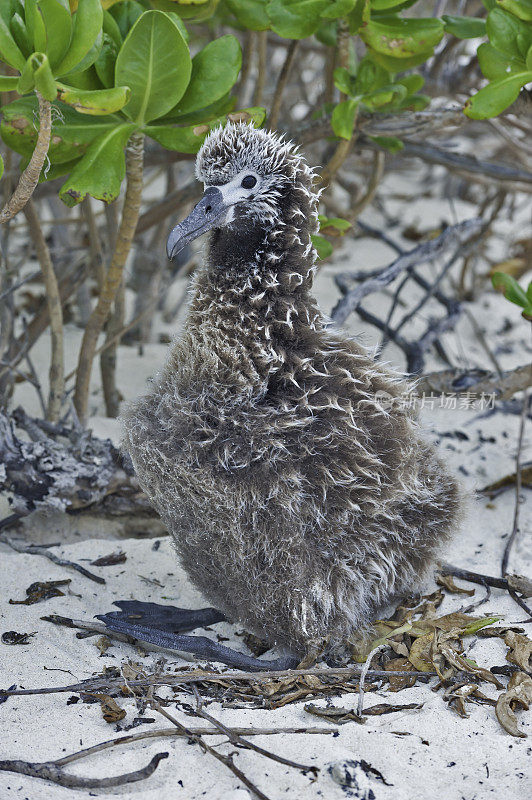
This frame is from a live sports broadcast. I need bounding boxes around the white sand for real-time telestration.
[1,174,531,799]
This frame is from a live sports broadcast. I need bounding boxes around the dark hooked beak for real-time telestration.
[166,187,227,260]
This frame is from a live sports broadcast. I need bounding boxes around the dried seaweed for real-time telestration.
[9,579,71,605]
[1,631,36,645]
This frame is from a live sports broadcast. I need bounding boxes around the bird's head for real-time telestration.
[166,122,315,260]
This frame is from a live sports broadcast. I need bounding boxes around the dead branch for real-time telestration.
[190,686,317,773]
[331,219,482,325]
[150,699,272,800]
[415,364,532,401]
[378,138,532,191]
[0,665,437,699]
[0,92,52,224]
[0,752,167,789]
[0,535,105,584]
[503,390,532,620]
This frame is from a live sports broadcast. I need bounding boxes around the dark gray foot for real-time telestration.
[96,601,298,672]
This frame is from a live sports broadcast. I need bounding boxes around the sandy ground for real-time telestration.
[1,169,531,799]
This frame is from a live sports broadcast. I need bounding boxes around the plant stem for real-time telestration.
[269,41,299,129]
[74,132,144,424]
[253,31,267,107]
[0,92,52,224]
[23,198,64,421]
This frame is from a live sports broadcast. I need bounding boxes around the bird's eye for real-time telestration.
[241,175,257,189]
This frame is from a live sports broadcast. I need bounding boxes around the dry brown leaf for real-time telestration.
[305,702,422,724]
[97,694,126,724]
[480,464,532,497]
[408,634,434,672]
[90,551,127,567]
[95,635,111,656]
[385,658,418,691]
[437,642,503,688]
[436,574,475,596]
[489,258,528,279]
[495,671,532,738]
[443,682,478,718]
[504,631,532,673]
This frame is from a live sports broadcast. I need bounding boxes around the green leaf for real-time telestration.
[362,82,407,109]
[370,0,414,7]
[115,10,192,125]
[527,280,532,302]
[0,75,20,90]
[94,34,119,89]
[486,8,532,60]
[397,73,424,93]
[464,71,532,118]
[172,35,241,118]
[144,121,213,153]
[59,123,135,206]
[225,0,271,30]
[56,83,131,115]
[496,0,532,22]
[476,42,523,80]
[0,13,26,70]
[318,214,351,232]
[25,0,47,53]
[267,0,329,39]
[462,617,501,635]
[103,9,123,48]
[368,134,403,152]
[161,93,236,125]
[37,0,72,67]
[311,233,333,259]
[491,271,530,307]
[442,15,487,39]
[331,98,358,139]
[64,31,103,76]
[355,57,389,93]
[145,106,266,152]
[321,0,357,19]
[110,1,145,39]
[367,46,434,71]
[18,52,57,100]
[360,16,444,58]
[347,0,369,34]
[1,95,121,164]
[333,67,356,96]
[55,0,103,77]
[10,13,32,59]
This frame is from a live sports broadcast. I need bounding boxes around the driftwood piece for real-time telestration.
[0,407,145,523]
[0,752,168,789]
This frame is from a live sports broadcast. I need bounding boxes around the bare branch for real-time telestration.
[331,219,483,325]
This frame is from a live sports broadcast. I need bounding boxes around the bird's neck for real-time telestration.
[181,205,322,396]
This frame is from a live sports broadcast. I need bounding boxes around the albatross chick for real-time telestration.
[122,123,462,659]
